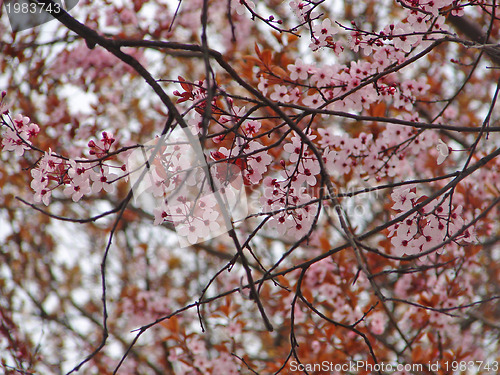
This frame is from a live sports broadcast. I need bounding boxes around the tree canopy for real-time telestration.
[1,0,499,374]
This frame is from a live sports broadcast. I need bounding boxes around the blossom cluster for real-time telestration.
[169,343,240,375]
[172,69,458,243]
[255,0,463,119]
[290,0,459,56]
[388,185,475,257]
[258,55,432,116]
[49,43,143,82]
[29,132,120,205]
[320,121,441,179]
[127,131,248,246]
[261,175,319,239]
[212,136,273,185]
[1,91,124,207]
[1,93,40,157]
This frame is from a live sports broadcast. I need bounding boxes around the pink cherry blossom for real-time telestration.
[258,76,270,95]
[396,215,419,240]
[421,223,445,252]
[1,127,31,156]
[302,92,322,108]
[333,149,352,175]
[391,234,422,256]
[153,204,169,226]
[312,18,337,43]
[407,12,429,32]
[391,186,416,211]
[245,141,273,184]
[436,139,450,165]
[289,0,311,23]
[369,311,387,335]
[68,159,93,186]
[287,58,309,81]
[390,23,420,53]
[177,218,209,245]
[188,112,203,135]
[201,208,221,232]
[298,158,320,186]
[243,120,261,136]
[91,165,119,194]
[283,135,306,164]
[63,179,91,202]
[1,114,39,156]
[31,168,48,192]
[34,187,52,206]
[309,65,335,86]
[270,85,291,103]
